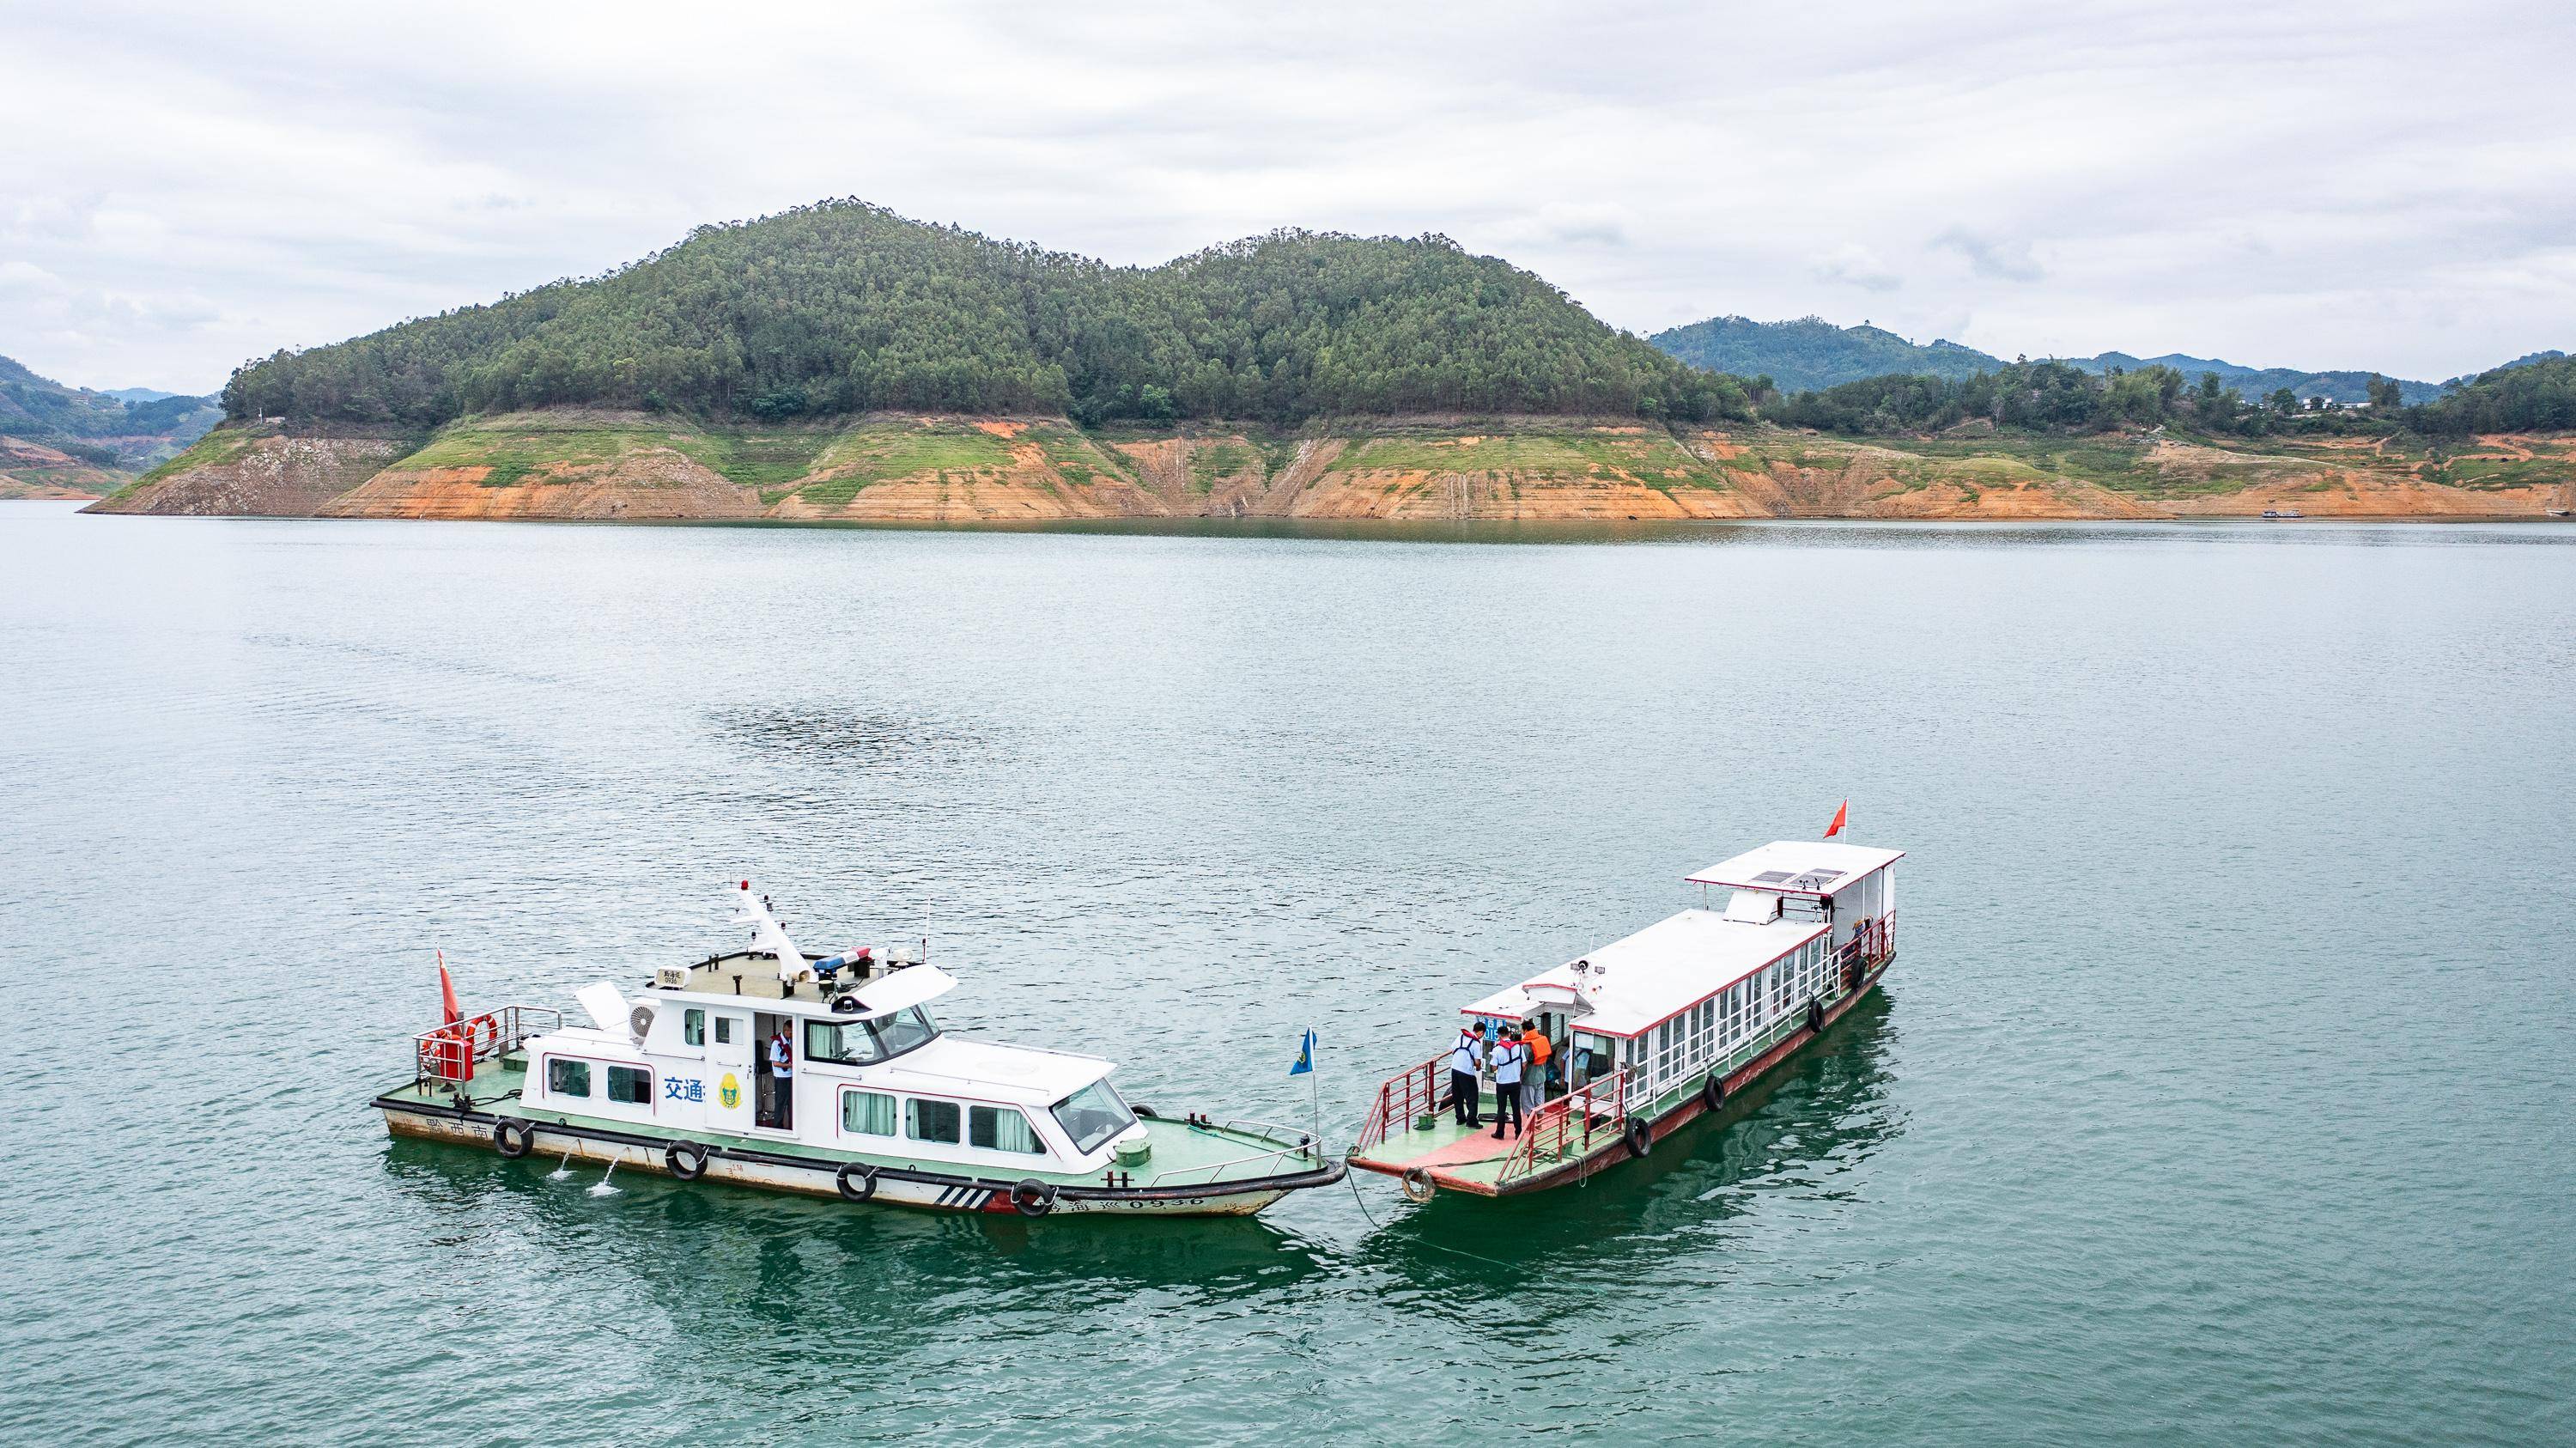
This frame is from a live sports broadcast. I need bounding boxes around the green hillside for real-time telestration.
[0,355,221,470]
[222,201,1753,431]
[1649,316,1999,392]
[1647,315,2452,405]
[2409,355,2576,434]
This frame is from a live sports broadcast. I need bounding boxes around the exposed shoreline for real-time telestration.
[67,410,2576,525]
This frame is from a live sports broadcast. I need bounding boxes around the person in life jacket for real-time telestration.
[1489,1031,1526,1141]
[1519,1022,1552,1109]
[1448,1025,1485,1128]
[765,1025,793,1129]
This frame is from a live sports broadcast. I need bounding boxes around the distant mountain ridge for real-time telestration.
[1645,315,2503,405]
[0,354,222,472]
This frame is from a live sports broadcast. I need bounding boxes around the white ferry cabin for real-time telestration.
[1349,840,1901,1199]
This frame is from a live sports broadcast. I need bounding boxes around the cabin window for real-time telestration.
[906,1098,962,1145]
[970,1105,1047,1155]
[683,1009,707,1047]
[1051,1080,1139,1156]
[546,1057,591,1098]
[715,1017,733,1044]
[841,1090,896,1136]
[805,1007,943,1067]
[806,1019,883,1066]
[607,1065,652,1105]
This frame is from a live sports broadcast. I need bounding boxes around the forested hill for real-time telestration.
[1648,314,2448,404]
[1649,316,2001,392]
[222,202,1750,429]
[0,355,221,469]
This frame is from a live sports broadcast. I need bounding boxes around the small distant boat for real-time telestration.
[2260,508,2306,520]
[2549,508,2572,518]
[1347,839,1901,1201]
[373,884,1342,1216]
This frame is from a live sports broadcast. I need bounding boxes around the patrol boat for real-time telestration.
[1348,840,1901,1200]
[372,883,1343,1216]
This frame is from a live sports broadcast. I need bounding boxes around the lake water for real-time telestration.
[3,500,2571,1445]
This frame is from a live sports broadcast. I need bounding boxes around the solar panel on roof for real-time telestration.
[1787,869,1844,890]
[1751,870,1795,884]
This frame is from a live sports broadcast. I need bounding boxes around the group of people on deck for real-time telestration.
[1447,1018,1558,1141]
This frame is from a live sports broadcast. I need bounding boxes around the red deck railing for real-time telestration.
[1355,1052,1446,1153]
[1499,1068,1628,1183]
[414,1004,560,1088]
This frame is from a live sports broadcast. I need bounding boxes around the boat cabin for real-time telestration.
[512,889,1150,1179]
[1472,841,1899,1113]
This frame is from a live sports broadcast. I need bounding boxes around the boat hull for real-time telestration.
[379,1098,1338,1217]
[1353,958,1890,1199]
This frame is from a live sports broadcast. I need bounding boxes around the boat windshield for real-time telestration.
[1050,1079,1137,1156]
[805,1006,941,1066]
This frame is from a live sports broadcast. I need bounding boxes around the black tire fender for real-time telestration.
[1010,1178,1057,1217]
[835,1162,878,1202]
[1623,1118,1652,1159]
[1400,1167,1436,1202]
[1701,1074,1726,1111]
[666,1141,709,1181]
[493,1118,534,1159]
[1807,1001,1826,1035]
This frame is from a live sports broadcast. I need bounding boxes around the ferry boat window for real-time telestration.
[870,1006,939,1057]
[683,1009,706,1047]
[969,1105,1047,1155]
[715,1017,733,1044]
[906,1098,963,1145]
[805,1007,943,1067]
[841,1089,896,1136]
[607,1065,652,1105]
[1051,1080,1138,1156]
[805,1019,883,1066]
[547,1058,591,1098]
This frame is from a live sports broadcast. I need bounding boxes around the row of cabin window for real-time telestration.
[841,1090,1045,1155]
[547,1058,653,1105]
[1646,937,1836,1092]
[679,1009,732,1047]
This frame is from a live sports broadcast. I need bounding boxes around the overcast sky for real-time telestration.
[6,1,2573,394]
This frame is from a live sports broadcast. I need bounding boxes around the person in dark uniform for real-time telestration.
[765,1025,793,1129]
[1447,1026,1484,1128]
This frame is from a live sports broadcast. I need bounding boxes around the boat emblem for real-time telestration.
[719,1073,741,1109]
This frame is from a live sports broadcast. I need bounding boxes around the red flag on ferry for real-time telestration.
[1824,800,1849,838]
[437,950,464,1028]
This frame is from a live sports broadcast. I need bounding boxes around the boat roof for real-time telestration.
[1462,908,1828,1038]
[1686,840,1905,896]
[869,1037,1111,1106]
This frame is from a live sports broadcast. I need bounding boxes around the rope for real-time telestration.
[1341,1169,1526,1274]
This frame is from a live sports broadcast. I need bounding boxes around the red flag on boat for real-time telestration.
[437,950,464,1028]
[1824,800,1849,838]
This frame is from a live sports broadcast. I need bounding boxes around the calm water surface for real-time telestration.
[2,502,2571,1445]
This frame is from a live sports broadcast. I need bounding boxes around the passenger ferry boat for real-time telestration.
[372,884,1344,1216]
[1349,840,1901,1200]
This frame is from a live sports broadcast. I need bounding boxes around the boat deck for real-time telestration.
[1346,1086,1584,1193]
[376,1056,1316,1191]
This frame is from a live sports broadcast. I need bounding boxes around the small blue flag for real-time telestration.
[1288,1028,1315,1076]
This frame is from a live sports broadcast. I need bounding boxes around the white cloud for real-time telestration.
[1814,245,1903,294]
[0,0,2570,389]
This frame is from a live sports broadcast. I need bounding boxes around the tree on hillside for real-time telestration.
[2366,374,2404,409]
[219,201,1755,430]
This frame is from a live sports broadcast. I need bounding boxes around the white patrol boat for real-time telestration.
[1349,839,1902,1201]
[373,883,1343,1217]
